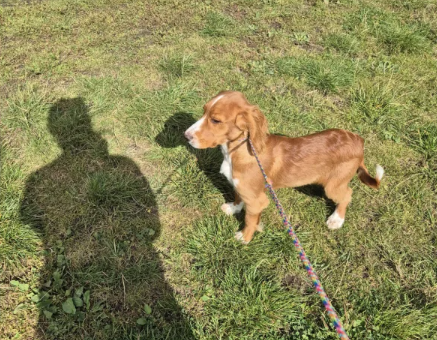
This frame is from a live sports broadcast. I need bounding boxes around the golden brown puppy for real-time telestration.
[184,91,384,244]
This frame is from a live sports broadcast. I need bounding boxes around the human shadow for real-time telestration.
[19,98,194,339]
[155,112,234,203]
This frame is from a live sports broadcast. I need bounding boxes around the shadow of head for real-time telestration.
[155,112,235,202]
[48,97,107,154]
[155,112,196,148]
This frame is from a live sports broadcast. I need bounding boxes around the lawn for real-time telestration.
[1,0,437,339]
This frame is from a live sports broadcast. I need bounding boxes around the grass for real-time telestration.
[1,0,437,339]
[275,56,357,94]
[323,32,360,55]
[201,12,237,37]
[160,54,196,80]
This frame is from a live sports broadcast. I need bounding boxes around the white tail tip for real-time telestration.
[375,164,384,182]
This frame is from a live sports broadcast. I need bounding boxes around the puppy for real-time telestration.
[184,91,384,244]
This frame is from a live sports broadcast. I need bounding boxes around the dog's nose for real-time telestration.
[184,130,193,140]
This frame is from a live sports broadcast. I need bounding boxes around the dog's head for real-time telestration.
[184,91,268,152]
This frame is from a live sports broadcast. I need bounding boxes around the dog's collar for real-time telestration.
[230,132,247,143]
[228,134,248,153]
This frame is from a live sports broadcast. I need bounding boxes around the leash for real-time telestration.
[247,138,350,340]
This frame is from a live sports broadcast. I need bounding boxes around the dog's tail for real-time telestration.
[357,162,384,189]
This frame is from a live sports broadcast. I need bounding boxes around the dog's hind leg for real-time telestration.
[325,184,352,229]
[323,160,359,230]
[324,182,353,230]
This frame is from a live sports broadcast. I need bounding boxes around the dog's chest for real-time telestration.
[220,144,234,186]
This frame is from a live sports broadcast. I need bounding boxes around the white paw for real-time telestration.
[221,203,234,215]
[326,211,345,230]
[234,231,249,244]
[221,202,244,216]
[376,164,384,182]
[256,222,264,232]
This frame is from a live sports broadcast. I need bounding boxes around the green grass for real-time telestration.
[160,54,196,80]
[275,56,357,94]
[323,32,360,55]
[1,0,437,339]
[201,12,237,37]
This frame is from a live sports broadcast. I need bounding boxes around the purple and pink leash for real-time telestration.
[247,138,350,340]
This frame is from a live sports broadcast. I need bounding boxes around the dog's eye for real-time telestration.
[211,118,221,124]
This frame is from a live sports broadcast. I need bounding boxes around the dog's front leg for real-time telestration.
[221,191,244,215]
[234,192,269,244]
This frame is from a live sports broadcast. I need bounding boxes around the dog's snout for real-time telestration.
[184,118,204,148]
[184,130,193,140]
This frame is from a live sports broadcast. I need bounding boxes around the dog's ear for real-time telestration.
[235,105,268,153]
